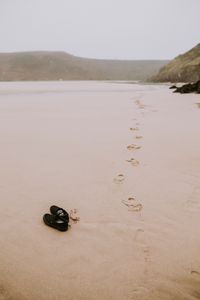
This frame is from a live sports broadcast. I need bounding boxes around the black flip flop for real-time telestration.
[50,205,69,223]
[43,213,69,231]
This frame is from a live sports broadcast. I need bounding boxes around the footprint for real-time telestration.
[114,174,125,183]
[127,144,141,150]
[122,197,143,211]
[130,127,139,131]
[191,270,200,276]
[135,100,146,109]
[136,135,143,139]
[126,158,139,166]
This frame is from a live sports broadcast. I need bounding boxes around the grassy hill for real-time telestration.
[151,43,200,82]
[0,51,168,81]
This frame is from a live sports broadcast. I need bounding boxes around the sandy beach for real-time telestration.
[0,81,200,300]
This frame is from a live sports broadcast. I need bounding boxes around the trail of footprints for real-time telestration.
[113,98,152,280]
[113,98,146,211]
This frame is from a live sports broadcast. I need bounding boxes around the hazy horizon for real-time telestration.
[0,0,199,60]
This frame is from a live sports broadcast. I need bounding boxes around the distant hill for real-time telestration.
[151,43,200,82]
[0,51,168,81]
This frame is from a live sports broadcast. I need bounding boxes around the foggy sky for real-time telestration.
[0,0,199,60]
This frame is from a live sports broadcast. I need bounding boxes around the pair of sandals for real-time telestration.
[43,205,80,232]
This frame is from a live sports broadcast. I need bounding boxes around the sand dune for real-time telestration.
[0,81,200,299]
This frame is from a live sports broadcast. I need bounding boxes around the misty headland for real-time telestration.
[0,51,168,81]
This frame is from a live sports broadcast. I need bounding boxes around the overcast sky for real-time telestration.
[0,0,199,60]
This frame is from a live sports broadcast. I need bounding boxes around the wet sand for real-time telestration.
[0,81,200,299]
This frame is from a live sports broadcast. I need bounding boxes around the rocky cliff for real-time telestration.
[151,43,200,82]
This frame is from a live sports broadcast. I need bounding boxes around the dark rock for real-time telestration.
[169,85,177,89]
[173,80,200,94]
[195,81,200,93]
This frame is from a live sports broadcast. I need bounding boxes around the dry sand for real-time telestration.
[0,81,200,300]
